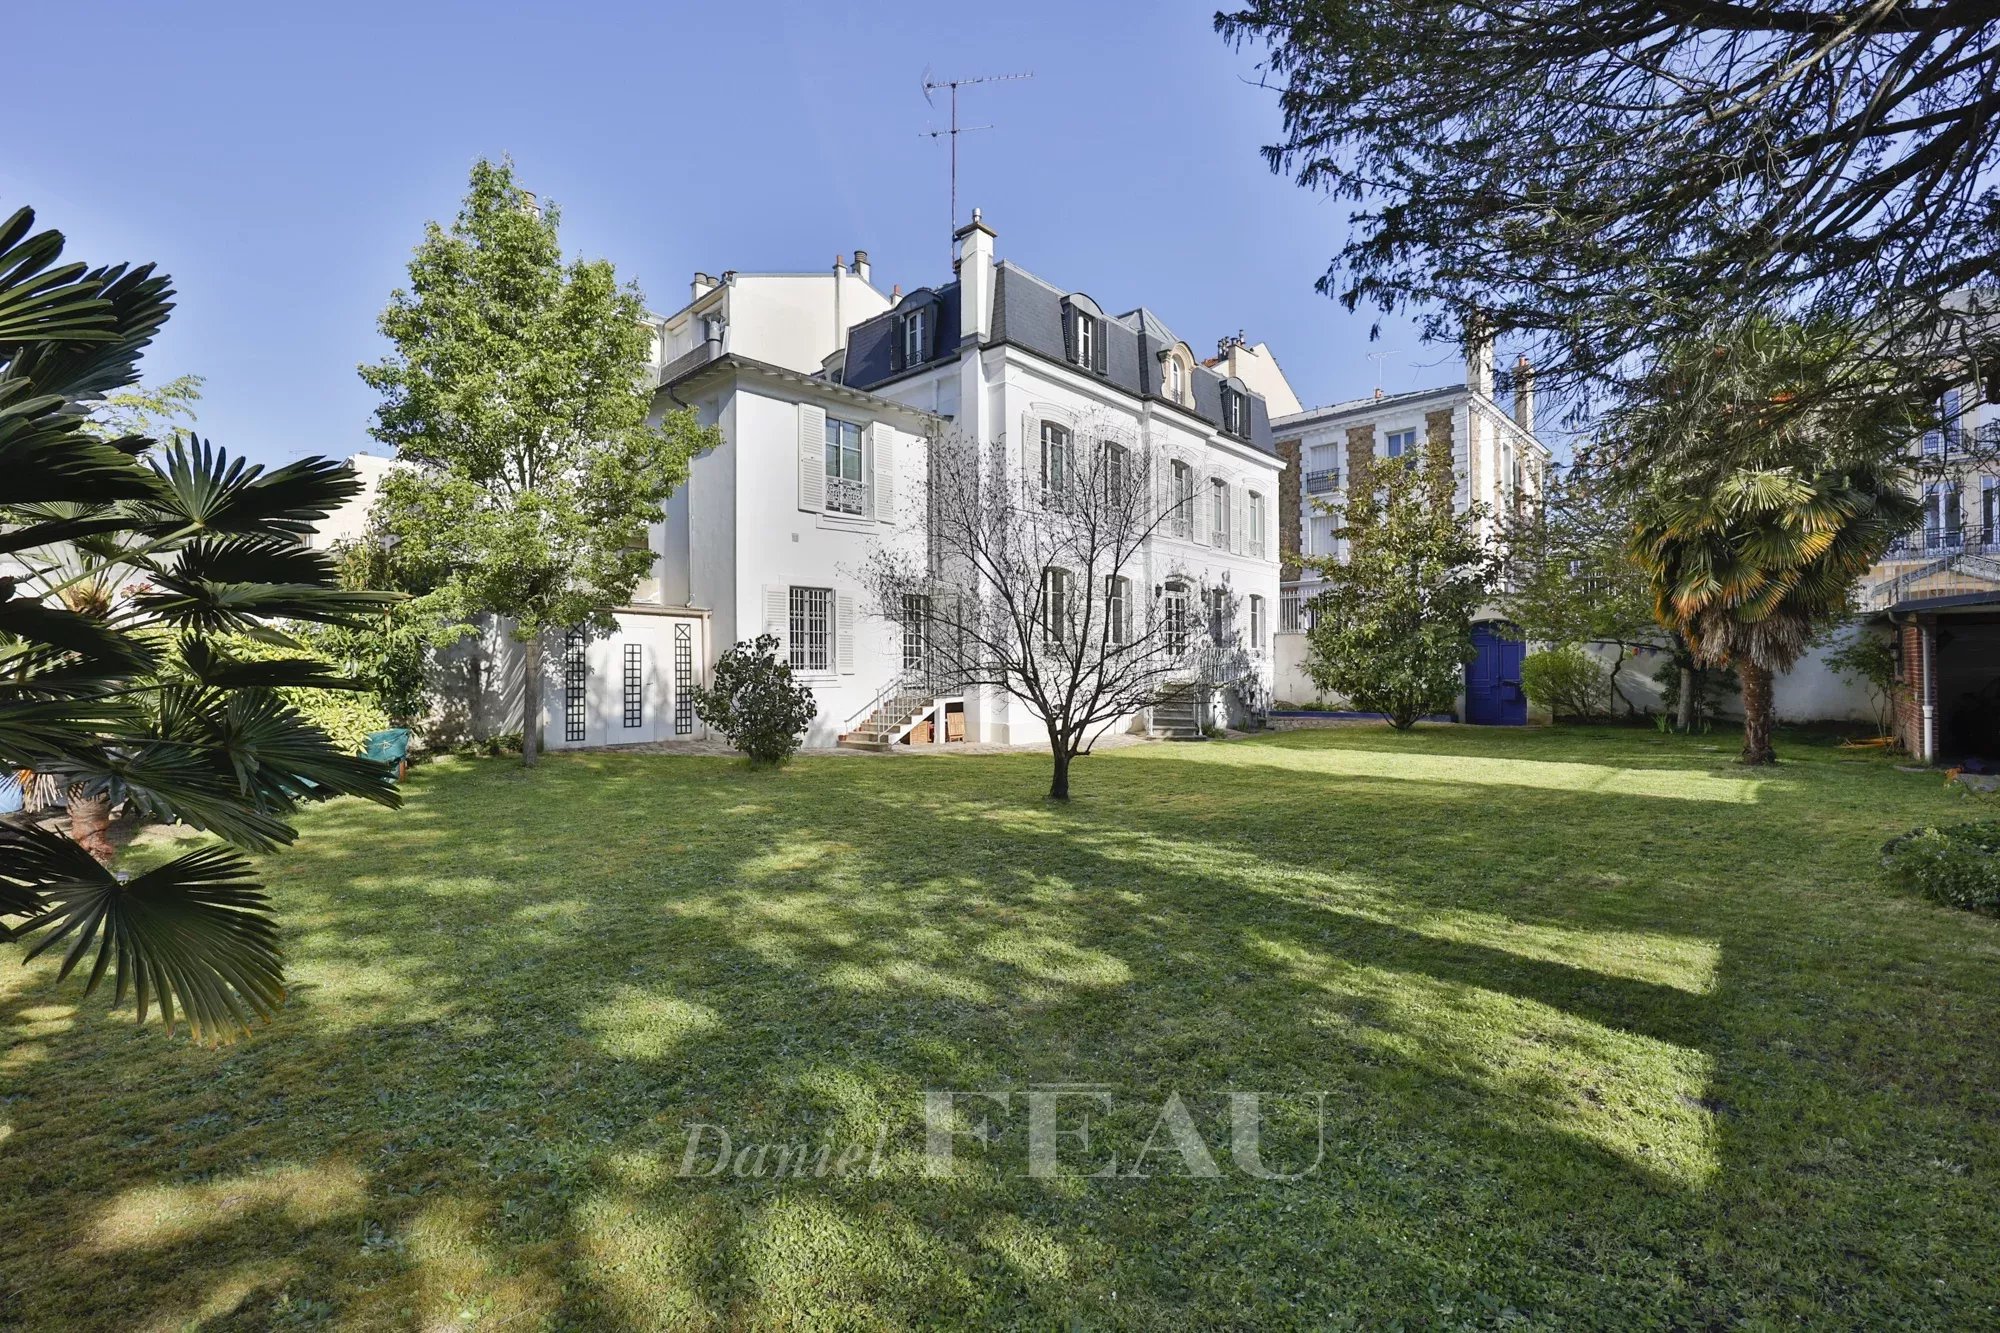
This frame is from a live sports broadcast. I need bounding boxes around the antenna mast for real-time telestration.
[922,69,1031,261]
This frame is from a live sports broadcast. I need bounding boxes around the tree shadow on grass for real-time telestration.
[1,740,1997,1327]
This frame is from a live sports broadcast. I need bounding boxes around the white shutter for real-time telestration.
[869,423,895,522]
[764,586,790,657]
[798,403,827,513]
[1231,486,1248,556]
[836,593,856,674]
[1022,411,1040,499]
[1193,468,1211,546]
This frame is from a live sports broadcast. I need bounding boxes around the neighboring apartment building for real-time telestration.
[1269,344,1551,721]
[536,213,1284,751]
[1862,342,2000,764]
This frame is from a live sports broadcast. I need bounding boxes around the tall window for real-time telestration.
[1164,581,1190,653]
[1102,442,1131,507]
[902,309,926,366]
[1041,567,1072,647]
[902,593,929,674]
[1171,460,1194,535]
[1074,314,1095,368]
[1386,428,1418,459]
[1309,513,1340,559]
[824,418,864,514]
[1249,594,1265,649]
[790,586,832,672]
[1207,587,1228,643]
[1040,421,1073,502]
[1166,357,1184,401]
[1247,491,1266,556]
[1984,479,1999,536]
[1104,575,1131,644]
[1925,484,1963,548]
[1210,477,1230,546]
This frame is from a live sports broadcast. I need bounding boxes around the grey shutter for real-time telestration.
[798,403,826,513]
[1061,303,1076,363]
[1093,319,1108,375]
[889,316,905,373]
[927,300,943,359]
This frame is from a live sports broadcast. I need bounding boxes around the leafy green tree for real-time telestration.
[1302,432,1493,730]
[693,635,817,765]
[1619,313,1924,765]
[0,203,399,1039]
[1495,462,1662,715]
[361,159,717,766]
[83,372,203,443]
[1217,1,2000,422]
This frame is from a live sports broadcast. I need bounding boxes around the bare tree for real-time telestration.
[863,410,1249,799]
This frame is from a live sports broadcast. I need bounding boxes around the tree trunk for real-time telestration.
[1676,666,1697,732]
[68,791,116,865]
[521,631,543,768]
[1737,660,1776,765]
[1048,736,1071,801]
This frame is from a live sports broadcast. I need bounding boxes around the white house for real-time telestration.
[1270,341,1552,720]
[535,213,1285,751]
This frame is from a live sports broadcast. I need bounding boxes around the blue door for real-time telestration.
[1466,622,1527,725]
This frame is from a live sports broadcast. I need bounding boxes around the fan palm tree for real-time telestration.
[1620,314,1925,765]
[0,202,400,1039]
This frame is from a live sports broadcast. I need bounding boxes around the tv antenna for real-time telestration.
[1366,349,1397,396]
[922,69,1031,260]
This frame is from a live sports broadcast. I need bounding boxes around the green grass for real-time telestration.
[3,726,1999,1329]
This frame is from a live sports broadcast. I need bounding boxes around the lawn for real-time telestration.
[3,726,1999,1329]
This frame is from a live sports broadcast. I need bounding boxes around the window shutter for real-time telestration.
[836,593,855,674]
[890,317,905,373]
[1193,469,1210,546]
[798,403,827,513]
[764,586,790,657]
[1232,487,1248,555]
[1093,319,1108,375]
[927,301,943,359]
[1061,304,1076,362]
[869,423,895,522]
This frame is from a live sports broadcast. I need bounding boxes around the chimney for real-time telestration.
[691,271,715,301]
[1464,314,1494,398]
[890,283,902,301]
[1512,355,1536,434]
[853,249,870,284]
[1373,387,1384,401]
[720,270,737,286]
[833,254,847,276]
[832,257,847,352]
[956,207,997,344]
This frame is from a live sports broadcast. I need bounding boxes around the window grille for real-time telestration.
[674,624,695,734]
[622,644,644,728]
[790,587,831,672]
[563,630,587,742]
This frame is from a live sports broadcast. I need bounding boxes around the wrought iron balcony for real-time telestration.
[1304,469,1338,494]
[1884,523,2000,557]
[825,476,868,516]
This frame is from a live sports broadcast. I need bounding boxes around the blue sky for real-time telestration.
[6,0,1474,467]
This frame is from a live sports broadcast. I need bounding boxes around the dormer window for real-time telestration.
[902,309,927,367]
[1166,357,1184,401]
[1061,294,1109,375]
[1220,381,1250,438]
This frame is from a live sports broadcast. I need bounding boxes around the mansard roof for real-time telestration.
[842,262,1274,454]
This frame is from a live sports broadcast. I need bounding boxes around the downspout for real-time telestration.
[1921,618,1935,764]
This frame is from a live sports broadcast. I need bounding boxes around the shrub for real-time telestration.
[693,635,817,765]
[1881,821,2000,914]
[1521,645,1607,721]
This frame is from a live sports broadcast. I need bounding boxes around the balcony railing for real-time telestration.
[826,476,868,516]
[1304,469,1338,495]
[1885,524,2000,557]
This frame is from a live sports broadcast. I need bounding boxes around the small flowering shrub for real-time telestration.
[693,635,817,765]
[1880,821,2000,915]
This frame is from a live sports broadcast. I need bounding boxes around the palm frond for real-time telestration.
[1,824,282,1041]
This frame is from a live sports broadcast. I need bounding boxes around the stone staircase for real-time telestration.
[1150,683,1208,740]
[837,682,936,752]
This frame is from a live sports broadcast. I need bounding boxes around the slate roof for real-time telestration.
[842,261,1275,454]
